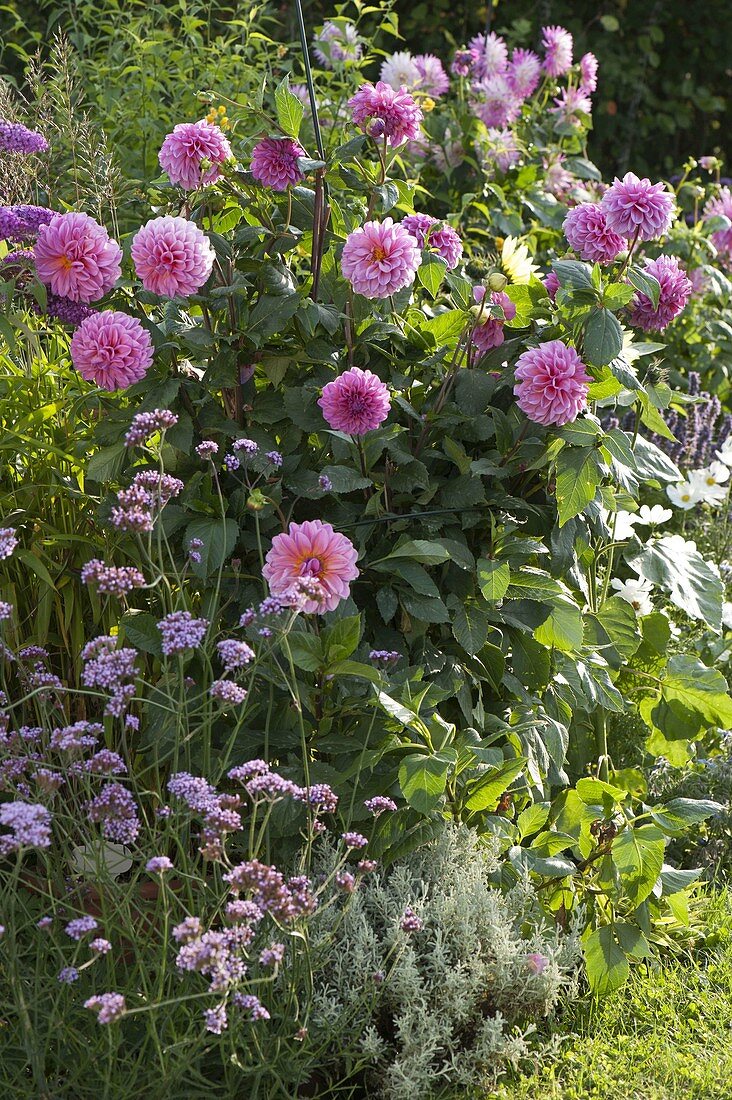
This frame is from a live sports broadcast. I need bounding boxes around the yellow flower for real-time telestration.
[421,96,436,113]
[500,236,540,284]
[109,625,119,637]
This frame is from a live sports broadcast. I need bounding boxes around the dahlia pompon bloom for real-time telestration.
[34,213,122,303]
[0,119,48,154]
[601,173,674,241]
[318,367,391,434]
[131,216,215,298]
[541,25,573,76]
[70,311,154,391]
[628,255,692,332]
[348,82,423,147]
[514,340,591,427]
[380,52,421,92]
[250,137,306,191]
[563,203,625,265]
[341,218,420,299]
[158,119,232,190]
[704,187,732,265]
[401,213,463,269]
[262,519,359,614]
[472,288,517,353]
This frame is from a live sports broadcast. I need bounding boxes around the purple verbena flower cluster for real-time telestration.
[81,560,146,597]
[124,409,179,447]
[0,800,52,853]
[158,611,209,656]
[86,782,140,844]
[81,637,137,717]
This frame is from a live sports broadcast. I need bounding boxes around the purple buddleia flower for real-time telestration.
[0,120,49,154]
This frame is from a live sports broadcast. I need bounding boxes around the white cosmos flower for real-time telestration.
[666,480,703,510]
[610,576,654,617]
[635,504,672,526]
[380,51,421,90]
[607,510,641,541]
[716,440,732,467]
[723,602,732,630]
[689,467,728,505]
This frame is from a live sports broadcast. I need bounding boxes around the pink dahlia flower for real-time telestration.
[401,213,463,269]
[601,173,674,241]
[70,311,153,391]
[514,340,590,427]
[250,137,306,191]
[263,519,359,614]
[34,213,122,303]
[472,288,516,353]
[341,218,420,299]
[158,120,232,191]
[313,20,362,67]
[318,367,391,434]
[507,48,541,99]
[541,25,573,77]
[543,271,560,301]
[703,187,732,265]
[131,216,215,298]
[579,52,599,93]
[550,87,592,130]
[563,203,625,265]
[471,74,521,128]
[348,81,423,147]
[628,255,692,332]
[484,128,521,174]
[468,32,508,79]
[414,54,450,97]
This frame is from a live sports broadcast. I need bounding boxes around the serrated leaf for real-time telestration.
[627,536,723,630]
[452,603,489,655]
[274,74,304,139]
[611,824,665,906]
[628,265,661,309]
[584,308,624,366]
[186,517,238,579]
[464,756,526,812]
[555,447,603,524]
[398,751,454,813]
[477,559,510,601]
[417,254,447,298]
[583,926,629,996]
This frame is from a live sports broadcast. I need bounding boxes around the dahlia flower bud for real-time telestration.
[487,272,507,292]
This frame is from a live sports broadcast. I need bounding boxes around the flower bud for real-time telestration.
[487,272,507,293]
[246,489,267,512]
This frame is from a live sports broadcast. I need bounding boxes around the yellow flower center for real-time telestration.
[372,245,386,261]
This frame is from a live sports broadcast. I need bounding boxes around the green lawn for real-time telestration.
[490,891,732,1100]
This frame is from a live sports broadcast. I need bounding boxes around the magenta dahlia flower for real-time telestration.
[472,288,516,353]
[263,519,359,614]
[563,203,625,265]
[131,216,214,297]
[601,173,674,241]
[158,119,232,191]
[514,340,590,426]
[34,213,122,303]
[541,25,573,77]
[348,82,423,147]
[704,187,732,265]
[250,137,306,191]
[318,367,391,434]
[550,87,592,130]
[414,54,450,97]
[401,213,463,269]
[627,255,692,332]
[341,218,420,299]
[579,52,599,93]
[70,311,154,391]
[506,48,541,99]
[468,32,508,79]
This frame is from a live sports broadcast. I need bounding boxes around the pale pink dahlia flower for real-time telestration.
[468,32,508,79]
[472,287,516,353]
[579,52,599,93]
[543,271,560,301]
[401,213,463,269]
[471,74,521,128]
[703,187,732,265]
[312,20,362,67]
[414,54,450,97]
[541,25,573,77]
[484,128,522,174]
[158,120,232,191]
[70,311,153,391]
[250,137,306,191]
[627,255,692,332]
[563,203,625,265]
[601,173,674,241]
[341,218,420,299]
[550,86,592,130]
[318,367,390,434]
[131,216,215,298]
[263,519,359,614]
[348,81,423,147]
[514,340,590,426]
[506,48,541,99]
[34,213,122,303]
